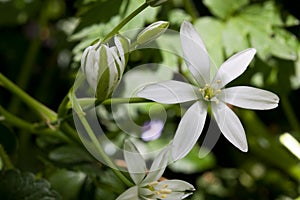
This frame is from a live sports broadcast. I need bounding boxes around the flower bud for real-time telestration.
[146,0,168,7]
[137,21,169,45]
[81,35,130,101]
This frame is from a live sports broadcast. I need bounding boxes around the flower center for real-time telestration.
[199,80,221,102]
[147,182,172,199]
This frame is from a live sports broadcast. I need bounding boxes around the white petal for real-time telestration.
[85,47,98,91]
[116,186,138,200]
[213,48,256,88]
[223,86,279,110]
[180,21,210,86]
[124,139,146,184]
[142,146,170,184]
[137,80,199,104]
[211,102,248,152]
[172,101,207,161]
[158,180,195,191]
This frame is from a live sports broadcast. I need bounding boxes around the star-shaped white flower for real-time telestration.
[116,140,194,200]
[137,21,279,160]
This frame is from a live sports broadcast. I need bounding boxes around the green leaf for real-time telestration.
[48,169,86,200]
[222,18,249,57]
[49,145,93,164]
[75,0,123,32]
[124,139,146,184]
[203,0,249,19]
[0,170,61,200]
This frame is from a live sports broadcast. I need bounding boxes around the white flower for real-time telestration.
[81,35,129,101]
[137,21,279,160]
[116,140,194,200]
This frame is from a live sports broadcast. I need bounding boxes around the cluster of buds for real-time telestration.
[81,35,130,101]
[80,21,169,101]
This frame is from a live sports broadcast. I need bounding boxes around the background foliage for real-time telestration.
[0,0,299,199]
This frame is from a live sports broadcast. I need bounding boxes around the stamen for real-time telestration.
[216,80,221,84]
[149,181,158,187]
[160,189,172,194]
[160,194,167,198]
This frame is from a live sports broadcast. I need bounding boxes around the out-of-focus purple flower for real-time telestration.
[141,120,164,141]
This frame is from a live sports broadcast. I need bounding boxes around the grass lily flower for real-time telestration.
[116,140,194,200]
[137,21,279,161]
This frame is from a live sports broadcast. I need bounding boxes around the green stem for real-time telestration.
[0,144,14,170]
[69,92,133,187]
[0,105,71,143]
[102,2,149,43]
[0,73,56,121]
[281,95,300,133]
[52,97,151,125]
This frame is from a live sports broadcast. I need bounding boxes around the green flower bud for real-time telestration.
[137,21,169,45]
[146,0,168,7]
[81,35,130,101]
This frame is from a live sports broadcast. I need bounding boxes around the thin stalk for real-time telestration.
[281,95,300,133]
[51,97,151,126]
[69,92,133,187]
[0,105,71,143]
[0,73,56,120]
[102,2,148,43]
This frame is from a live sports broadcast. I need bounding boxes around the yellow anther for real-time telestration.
[149,181,158,187]
[205,83,210,87]
[216,80,221,83]
[216,89,221,93]
[162,184,168,188]
[160,189,172,194]
[154,191,160,195]
[160,194,167,198]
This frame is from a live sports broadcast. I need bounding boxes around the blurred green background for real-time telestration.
[0,0,299,199]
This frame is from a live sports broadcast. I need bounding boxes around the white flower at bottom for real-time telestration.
[137,21,279,161]
[116,140,194,200]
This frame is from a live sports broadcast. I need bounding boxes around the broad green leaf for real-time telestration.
[75,0,123,32]
[49,145,93,164]
[222,18,249,57]
[0,170,61,200]
[203,0,249,19]
[124,139,146,184]
[48,169,86,200]
[239,1,283,33]
[194,17,224,67]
